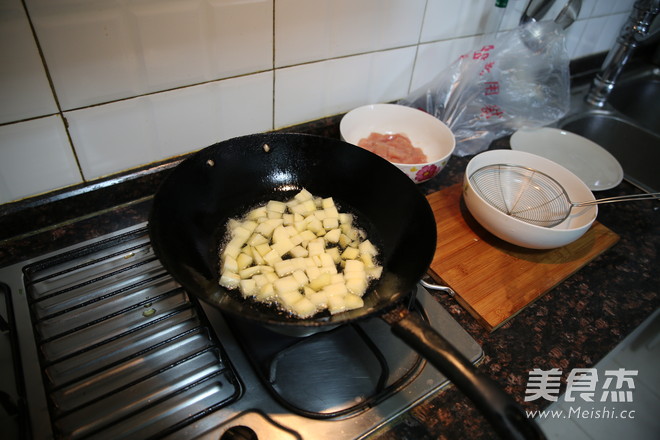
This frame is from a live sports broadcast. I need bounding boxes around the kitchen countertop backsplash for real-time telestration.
[0,0,638,205]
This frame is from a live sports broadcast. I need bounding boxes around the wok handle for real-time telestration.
[390,312,546,440]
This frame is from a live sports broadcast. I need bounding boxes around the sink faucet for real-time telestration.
[585,0,660,107]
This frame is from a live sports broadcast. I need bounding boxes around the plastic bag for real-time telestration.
[399,21,570,157]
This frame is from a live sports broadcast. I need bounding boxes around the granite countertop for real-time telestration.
[1,129,658,439]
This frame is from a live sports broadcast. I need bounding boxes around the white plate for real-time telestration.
[510,127,624,191]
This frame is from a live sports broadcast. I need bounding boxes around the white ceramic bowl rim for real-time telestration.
[465,150,597,232]
[340,103,455,166]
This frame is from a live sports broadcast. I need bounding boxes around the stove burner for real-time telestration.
[226,305,426,419]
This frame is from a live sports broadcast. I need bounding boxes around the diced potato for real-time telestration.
[290,297,317,318]
[293,220,307,232]
[223,240,243,260]
[252,274,270,289]
[267,200,287,213]
[236,253,253,270]
[222,255,239,273]
[338,213,353,225]
[274,260,296,277]
[226,218,241,231]
[239,279,259,297]
[346,277,368,296]
[294,188,314,202]
[265,272,279,283]
[360,253,376,269]
[308,272,332,291]
[246,207,267,221]
[330,273,345,284]
[291,199,316,215]
[287,257,304,271]
[256,283,275,300]
[263,249,282,267]
[219,188,382,319]
[326,247,341,264]
[251,247,265,265]
[247,233,268,246]
[323,217,339,230]
[289,245,308,258]
[322,282,348,297]
[313,210,327,221]
[344,259,365,272]
[367,266,383,279]
[219,271,241,289]
[292,270,309,287]
[298,230,317,243]
[359,239,378,257]
[279,290,304,308]
[255,218,283,238]
[305,217,323,234]
[338,234,352,248]
[321,197,334,209]
[307,238,325,256]
[306,290,328,307]
[319,253,336,269]
[328,294,346,314]
[253,243,270,257]
[238,265,273,279]
[341,224,359,240]
[305,266,321,282]
[271,226,289,243]
[274,276,300,295]
[324,205,339,219]
[344,293,364,310]
[324,228,341,244]
[272,238,295,257]
[318,263,337,275]
[341,247,360,260]
[232,226,252,243]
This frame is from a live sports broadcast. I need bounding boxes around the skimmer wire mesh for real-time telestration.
[469,164,572,227]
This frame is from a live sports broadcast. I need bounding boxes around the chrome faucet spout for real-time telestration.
[585,0,660,107]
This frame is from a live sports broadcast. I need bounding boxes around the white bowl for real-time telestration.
[340,103,455,183]
[463,150,598,249]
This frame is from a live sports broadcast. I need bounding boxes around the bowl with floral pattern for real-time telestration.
[340,103,455,183]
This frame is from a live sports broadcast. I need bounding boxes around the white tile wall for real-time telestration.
[0,116,81,204]
[66,72,273,180]
[275,48,416,128]
[275,0,426,67]
[0,0,57,124]
[0,0,645,205]
[27,0,273,110]
[149,72,273,160]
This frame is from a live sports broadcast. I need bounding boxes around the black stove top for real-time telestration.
[0,223,482,440]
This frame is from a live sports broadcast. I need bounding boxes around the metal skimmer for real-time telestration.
[469,164,660,228]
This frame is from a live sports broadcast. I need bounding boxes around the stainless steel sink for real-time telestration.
[558,63,660,193]
[608,67,660,132]
[560,111,659,192]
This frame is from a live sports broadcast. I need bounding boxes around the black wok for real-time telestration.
[149,133,544,440]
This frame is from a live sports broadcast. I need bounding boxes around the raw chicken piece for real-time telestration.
[357,132,427,164]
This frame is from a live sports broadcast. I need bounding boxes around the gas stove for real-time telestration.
[0,222,482,440]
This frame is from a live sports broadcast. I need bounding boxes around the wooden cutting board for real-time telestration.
[426,183,619,331]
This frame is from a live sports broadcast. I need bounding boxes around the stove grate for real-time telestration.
[20,227,242,440]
